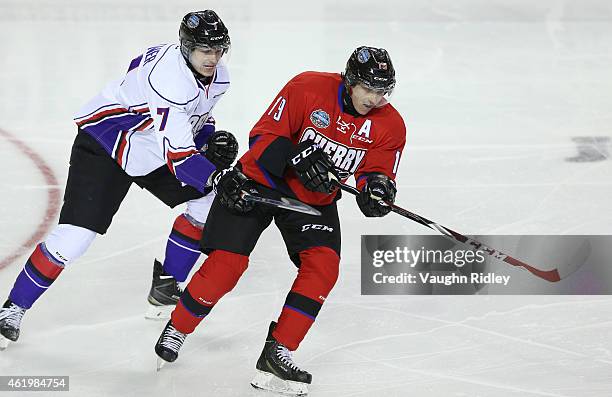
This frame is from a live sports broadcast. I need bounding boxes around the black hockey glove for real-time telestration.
[288,140,338,194]
[212,167,257,213]
[203,130,239,170]
[356,174,397,217]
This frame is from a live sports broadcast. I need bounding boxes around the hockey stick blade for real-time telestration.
[0,335,9,351]
[156,357,166,372]
[243,193,322,216]
[335,181,570,283]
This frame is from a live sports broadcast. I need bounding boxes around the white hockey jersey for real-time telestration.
[74,43,230,193]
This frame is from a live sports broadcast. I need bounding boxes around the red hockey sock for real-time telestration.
[171,250,249,334]
[273,247,340,350]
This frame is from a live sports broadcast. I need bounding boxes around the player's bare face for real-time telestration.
[350,84,386,115]
[190,47,224,77]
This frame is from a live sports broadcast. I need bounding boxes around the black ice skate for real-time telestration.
[155,320,187,371]
[0,300,26,350]
[146,259,182,320]
[251,322,312,396]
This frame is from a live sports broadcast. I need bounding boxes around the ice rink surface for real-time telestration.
[1,0,612,395]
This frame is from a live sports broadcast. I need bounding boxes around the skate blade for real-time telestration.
[156,357,166,372]
[145,304,174,321]
[0,336,10,351]
[251,370,309,396]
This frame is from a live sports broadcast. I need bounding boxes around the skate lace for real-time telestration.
[0,304,26,329]
[276,344,300,371]
[161,324,186,353]
[154,278,182,301]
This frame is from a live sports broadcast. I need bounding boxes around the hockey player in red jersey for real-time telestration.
[155,46,405,395]
[0,11,238,349]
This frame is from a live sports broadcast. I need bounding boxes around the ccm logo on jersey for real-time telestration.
[301,224,334,232]
[300,128,366,175]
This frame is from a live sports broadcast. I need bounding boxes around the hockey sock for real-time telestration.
[9,243,65,309]
[171,250,248,334]
[163,214,203,282]
[274,247,340,350]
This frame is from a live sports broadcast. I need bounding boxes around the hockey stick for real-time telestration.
[242,193,322,216]
[336,181,573,282]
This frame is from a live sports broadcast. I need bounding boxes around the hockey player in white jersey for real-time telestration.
[0,10,237,349]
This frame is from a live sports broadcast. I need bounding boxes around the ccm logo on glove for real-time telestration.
[290,143,319,165]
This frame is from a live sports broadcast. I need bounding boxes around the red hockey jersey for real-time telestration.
[239,71,406,206]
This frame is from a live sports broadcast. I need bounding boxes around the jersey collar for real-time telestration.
[338,83,360,117]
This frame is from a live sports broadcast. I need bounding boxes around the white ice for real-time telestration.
[1,1,612,396]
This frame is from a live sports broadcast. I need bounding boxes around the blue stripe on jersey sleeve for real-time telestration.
[81,114,148,154]
[174,154,216,194]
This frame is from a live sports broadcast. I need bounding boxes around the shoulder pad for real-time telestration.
[385,104,407,132]
[287,71,338,94]
[375,104,407,147]
[147,45,199,107]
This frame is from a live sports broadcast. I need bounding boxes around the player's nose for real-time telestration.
[365,97,379,107]
[368,93,385,106]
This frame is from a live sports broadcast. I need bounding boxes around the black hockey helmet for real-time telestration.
[343,46,395,95]
[179,10,231,61]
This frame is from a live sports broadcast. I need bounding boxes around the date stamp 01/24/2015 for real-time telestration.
[0,376,69,392]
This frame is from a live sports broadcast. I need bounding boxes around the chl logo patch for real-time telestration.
[310,109,330,129]
[357,48,370,63]
[300,128,366,176]
[187,15,200,28]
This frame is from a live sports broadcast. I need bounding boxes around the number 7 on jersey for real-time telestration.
[157,107,170,131]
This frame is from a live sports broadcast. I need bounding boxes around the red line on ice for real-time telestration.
[0,127,61,270]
